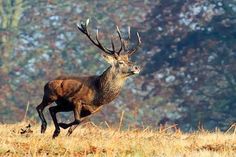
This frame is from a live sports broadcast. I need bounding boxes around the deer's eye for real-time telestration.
[118,61,125,65]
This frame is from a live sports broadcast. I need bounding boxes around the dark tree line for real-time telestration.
[141,0,236,130]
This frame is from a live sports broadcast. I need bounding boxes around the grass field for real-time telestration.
[0,122,236,157]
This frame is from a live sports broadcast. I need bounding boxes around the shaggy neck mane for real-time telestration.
[96,66,126,105]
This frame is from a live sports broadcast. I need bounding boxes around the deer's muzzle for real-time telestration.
[131,65,141,74]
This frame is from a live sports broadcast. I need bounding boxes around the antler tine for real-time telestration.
[77,19,102,50]
[77,22,86,34]
[128,26,131,40]
[128,32,141,56]
[95,29,106,52]
[120,26,131,52]
[111,37,115,52]
[116,26,123,55]
[122,40,127,51]
[95,29,116,54]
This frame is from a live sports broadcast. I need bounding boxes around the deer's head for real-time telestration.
[77,19,141,78]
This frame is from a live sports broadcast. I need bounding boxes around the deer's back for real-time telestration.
[44,75,98,104]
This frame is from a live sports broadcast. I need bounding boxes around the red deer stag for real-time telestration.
[36,19,141,138]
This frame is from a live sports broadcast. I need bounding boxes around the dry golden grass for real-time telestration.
[0,122,236,157]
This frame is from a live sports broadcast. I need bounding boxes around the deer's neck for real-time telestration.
[96,66,126,105]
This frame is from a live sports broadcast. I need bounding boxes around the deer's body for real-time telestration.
[44,66,125,113]
[36,19,141,138]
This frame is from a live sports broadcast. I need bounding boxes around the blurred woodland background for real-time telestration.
[0,0,236,131]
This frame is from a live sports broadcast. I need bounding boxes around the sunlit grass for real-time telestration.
[0,122,236,156]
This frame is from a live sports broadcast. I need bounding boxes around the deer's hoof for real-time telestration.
[41,123,47,134]
[52,129,60,139]
[66,128,73,136]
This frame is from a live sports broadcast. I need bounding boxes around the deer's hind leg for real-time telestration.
[36,97,54,134]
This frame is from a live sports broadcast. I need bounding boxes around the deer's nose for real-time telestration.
[132,65,141,74]
[134,66,139,70]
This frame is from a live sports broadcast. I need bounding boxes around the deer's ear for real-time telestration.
[102,54,115,65]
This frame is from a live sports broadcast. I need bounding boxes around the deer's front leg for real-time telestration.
[67,104,95,136]
[67,125,79,136]
[59,102,82,133]
[73,103,82,124]
[66,119,89,136]
[49,105,73,138]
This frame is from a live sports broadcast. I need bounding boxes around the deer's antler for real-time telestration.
[77,19,141,56]
[120,26,141,56]
[77,19,122,56]
[127,32,141,56]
